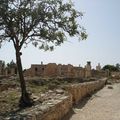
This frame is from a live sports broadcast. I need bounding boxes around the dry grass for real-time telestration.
[0,77,96,117]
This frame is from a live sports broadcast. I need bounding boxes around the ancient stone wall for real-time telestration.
[111,72,120,78]
[5,78,106,120]
[84,61,92,78]
[24,62,93,78]
[91,70,108,78]
[44,63,58,77]
[66,79,106,104]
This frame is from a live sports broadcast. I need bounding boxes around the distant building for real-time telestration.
[24,62,92,78]
[24,63,75,77]
[1,60,109,78]
[85,61,92,78]
[96,63,101,71]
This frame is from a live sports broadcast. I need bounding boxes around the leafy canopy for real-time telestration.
[0,0,87,51]
[115,63,120,71]
[102,64,119,72]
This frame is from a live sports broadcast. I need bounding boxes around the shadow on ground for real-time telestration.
[62,90,101,120]
[62,95,91,120]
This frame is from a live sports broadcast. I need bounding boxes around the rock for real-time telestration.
[55,89,64,94]
[108,86,113,89]
[31,95,40,102]
[106,81,112,85]
[48,90,54,93]
[40,93,45,97]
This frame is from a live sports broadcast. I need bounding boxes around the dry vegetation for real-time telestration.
[0,76,96,117]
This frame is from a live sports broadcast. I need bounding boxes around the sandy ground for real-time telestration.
[64,83,120,120]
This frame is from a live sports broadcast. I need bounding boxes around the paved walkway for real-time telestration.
[64,83,120,120]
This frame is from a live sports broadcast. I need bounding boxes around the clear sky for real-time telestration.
[0,0,120,69]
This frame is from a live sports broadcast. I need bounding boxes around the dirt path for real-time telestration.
[64,83,120,120]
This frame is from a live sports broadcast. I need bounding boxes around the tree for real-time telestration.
[9,60,16,67]
[116,63,120,71]
[102,65,119,72]
[6,60,17,75]
[0,0,87,107]
[0,60,5,75]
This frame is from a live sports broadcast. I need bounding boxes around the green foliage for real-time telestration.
[0,0,87,107]
[102,64,119,72]
[116,63,120,71]
[0,60,5,68]
[0,0,87,51]
[6,60,16,68]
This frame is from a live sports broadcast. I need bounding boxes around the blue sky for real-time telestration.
[0,0,120,69]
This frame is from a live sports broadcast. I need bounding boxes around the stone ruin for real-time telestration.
[24,61,109,78]
[0,59,110,78]
[0,60,17,76]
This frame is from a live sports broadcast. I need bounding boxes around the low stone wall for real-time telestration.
[5,78,106,120]
[66,79,106,104]
[5,94,72,120]
[40,95,72,120]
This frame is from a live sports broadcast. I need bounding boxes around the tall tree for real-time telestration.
[102,64,119,72]
[116,63,120,71]
[0,0,87,107]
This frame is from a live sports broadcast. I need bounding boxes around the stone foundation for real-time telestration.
[66,79,106,104]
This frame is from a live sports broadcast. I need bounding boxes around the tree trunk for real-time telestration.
[16,50,33,108]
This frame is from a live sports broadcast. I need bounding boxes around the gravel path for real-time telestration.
[65,83,120,120]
